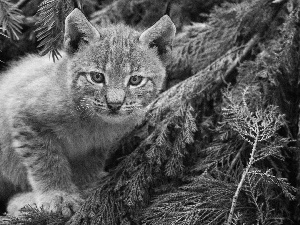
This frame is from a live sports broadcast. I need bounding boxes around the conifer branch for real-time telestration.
[35,0,79,61]
[0,0,293,224]
[15,0,30,9]
[90,0,128,27]
[69,1,287,223]
[223,86,287,224]
[0,0,23,39]
[227,132,259,225]
[229,141,246,173]
[146,33,260,118]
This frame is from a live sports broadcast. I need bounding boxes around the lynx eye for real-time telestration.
[90,71,105,84]
[129,75,143,86]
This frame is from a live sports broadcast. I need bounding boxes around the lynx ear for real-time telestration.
[139,15,176,60]
[64,9,100,54]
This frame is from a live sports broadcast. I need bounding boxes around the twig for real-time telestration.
[226,129,259,225]
[15,0,30,9]
[11,14,37,27]
[229,141,247,173]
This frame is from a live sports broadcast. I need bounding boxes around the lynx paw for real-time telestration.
[7,192,36,217]
[37,191,83,216]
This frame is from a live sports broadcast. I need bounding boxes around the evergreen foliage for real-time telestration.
[0,0,23,39]
[34,0,80,61]
[0,205,69,225]
[222,86,293,225]
[1,0,300,224]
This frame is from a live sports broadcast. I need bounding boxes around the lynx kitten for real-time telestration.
[0,9,176,216]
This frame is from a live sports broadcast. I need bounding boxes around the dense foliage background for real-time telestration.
[0,0,300,224]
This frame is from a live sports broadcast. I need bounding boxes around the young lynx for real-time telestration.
[0,9,176,216]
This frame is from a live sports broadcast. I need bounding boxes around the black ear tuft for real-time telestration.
[64,9,100,55]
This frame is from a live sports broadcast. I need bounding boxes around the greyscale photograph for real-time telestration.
[0,0,299,224]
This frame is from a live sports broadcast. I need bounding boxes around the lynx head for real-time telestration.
[64,9,176,123]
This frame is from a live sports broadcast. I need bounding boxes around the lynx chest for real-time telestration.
[54,119,135,160]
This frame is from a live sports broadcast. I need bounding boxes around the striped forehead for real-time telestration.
[95,26,142,74]
[75,25,148,86]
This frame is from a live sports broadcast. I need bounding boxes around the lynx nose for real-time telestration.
[107,102,122,111]
[105,88,125,112]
